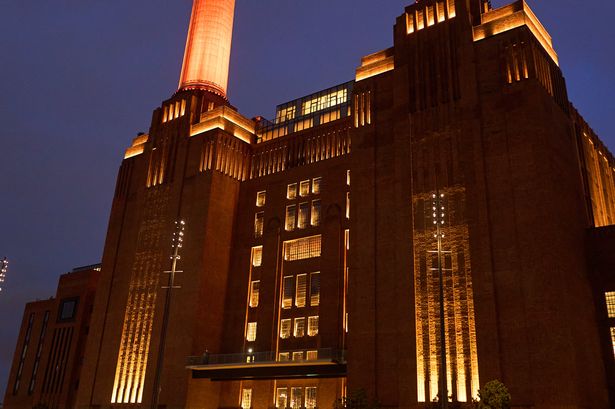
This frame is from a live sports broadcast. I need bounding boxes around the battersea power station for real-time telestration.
[5,0,615,408]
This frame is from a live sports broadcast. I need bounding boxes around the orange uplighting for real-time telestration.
[179,0,236,97]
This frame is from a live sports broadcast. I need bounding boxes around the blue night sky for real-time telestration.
[0,0,614,398]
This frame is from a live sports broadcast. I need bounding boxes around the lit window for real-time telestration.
[241,389,252,409]
[300,180,310,197]
[278,352,290,361]
[256,191,266,207]
[312,178,322,194]
[611,328,615,358]
[282,276,294,309]
[254,212,264,238]
[291,387,303,409]
[308,316,319,337]
[310,273,320,306]
[298,202,309,229]
[606,292,615,318]
[346,170,350,186]
[345,229,350,251]
[251,246,262,267]
[277,388,288,409]
[249,281,260,308]
[283,236,322,261]
[246,322,257,342]
[306,350,318,361]
[296,274,307,307]
[292,351,304,361]
[286,205,296,231]
[280,319,291,339]
[306,387,317,409]
[287,184,297,200]
[346,192,350,219]
[311,200,321,227]
[294,318,306,338]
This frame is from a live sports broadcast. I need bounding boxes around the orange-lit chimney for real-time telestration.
[178,0,236,98]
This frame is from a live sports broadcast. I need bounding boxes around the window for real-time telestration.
[346,192,350,219]
[59,299,78,321]
[306,350,318,361]
[298,202,309,229]
[296,274,307,308]
[312,178,322,194]
[246,322,257,342]
[277,388,288,409]
[606,292,615,318]
[249,281,260,308]
[310,273,320,306]
[291,387,303,409]
[251,246,263,267]
[286,205,296,231]
[306,387,317,409]
[308,316,319,337]
[283,236,322,261]
[255,212,264,238]
[283,276,294,309]
[300,180,310,197]
[241,389,252,409]
[345,229,350,251]
[256,191,266,207]
[294,318,306,338]
[311,200,321,226]
[346,170,350,186]
[280,319,291,339]
[611,328,615,358]
[287,183,297,200]
[278,352,290,361]
[292,351,304,361]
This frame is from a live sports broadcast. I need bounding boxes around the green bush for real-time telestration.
[474,380,511,409]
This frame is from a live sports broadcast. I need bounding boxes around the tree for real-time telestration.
[334,389,379,409]
[474,380,511,409]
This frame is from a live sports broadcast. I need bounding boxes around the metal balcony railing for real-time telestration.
[186,348,346,367]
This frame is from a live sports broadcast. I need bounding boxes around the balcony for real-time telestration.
[186,349,346,381]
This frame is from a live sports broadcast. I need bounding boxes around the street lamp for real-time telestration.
[151,220,185,409]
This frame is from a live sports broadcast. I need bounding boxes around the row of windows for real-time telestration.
[286,201,321,230]
[288,178,321,200]
[282,273,320,309]
[280,316,319,339]
[245,316,320,342]
[278,350,319,362]
[277,386,318,409]
[162,99,186,123]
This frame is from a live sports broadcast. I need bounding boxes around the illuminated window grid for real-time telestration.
[306,387,317,409]
[251,246,263,267]
[296,274,307,307]
[256,191,266,207]
[301,88,348,116]
[241,389,252,409]
[291,387,303,409]
[308,316,319,337]
[306,350,318,361]
[277,388,288,409]
[283,235,322,261]
[606,292,615,318]
[280,319,291,339]
[246,322,257,342]
[249,281,260,308]
[294,318,306,338]
[611,328,615,358]
[278,352,290,361]
[292,351,304,361]
[282,276,294,309]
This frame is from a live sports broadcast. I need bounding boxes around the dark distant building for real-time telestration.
[4,0,615,408]
[3,265,101,409]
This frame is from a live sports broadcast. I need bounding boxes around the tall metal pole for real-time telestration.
[151,220,185,409]
[432,191,448,409]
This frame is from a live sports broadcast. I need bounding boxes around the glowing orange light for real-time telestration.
[179,0,236,97]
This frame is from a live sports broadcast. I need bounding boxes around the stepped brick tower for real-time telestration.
[5,1,615,409]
